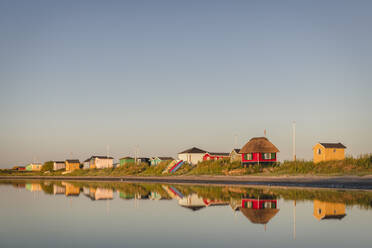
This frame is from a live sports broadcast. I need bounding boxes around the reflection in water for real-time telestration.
[1,179,371,224]
[1,179,372,248]
[239,194,279,229]
[178,193,206,211]
[84,187,113,201]
[25,183,42,192]
[313,200,346,221]
[53,184,65,195]
[62,182,80,197]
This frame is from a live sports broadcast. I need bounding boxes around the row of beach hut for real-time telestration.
[15,137,347,172]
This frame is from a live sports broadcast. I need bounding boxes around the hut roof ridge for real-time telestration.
[239,137,279,153]
[319,142,346,149]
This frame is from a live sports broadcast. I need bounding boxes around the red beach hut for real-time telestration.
[239,137,279,166]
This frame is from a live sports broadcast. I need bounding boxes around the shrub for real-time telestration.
[41,161,54,172]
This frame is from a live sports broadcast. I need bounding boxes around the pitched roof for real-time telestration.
[91,155,114,159]
[65,159,80,163]
[157,157,174,160]
[239,137,279,154]
[120,156,134,160]
[208,152,230,156]
[319,143,346,149]
[321,214,346,220]
[178,147,207,154]
[180,205,206,211]
[232,148,240,153]
[239,208,280,224]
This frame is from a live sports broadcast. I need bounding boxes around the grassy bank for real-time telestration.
[1,154,372,177]
[269,154,372,176]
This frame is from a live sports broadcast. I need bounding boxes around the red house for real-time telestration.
[239,137,279,165]
[203,152,230,161]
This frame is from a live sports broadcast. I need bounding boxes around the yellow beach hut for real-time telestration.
[313,143,346,163]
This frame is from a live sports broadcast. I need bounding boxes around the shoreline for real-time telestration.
[1,175,372,190]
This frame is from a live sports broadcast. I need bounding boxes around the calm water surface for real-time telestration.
[0,180,371,248]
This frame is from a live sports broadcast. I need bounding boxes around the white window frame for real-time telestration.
[247,153,252,160]
[264,153,271,159]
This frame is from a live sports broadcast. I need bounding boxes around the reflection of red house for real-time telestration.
[203,152,230,161]
[240,197,279,226]
[241,198,278,209]
[239,137,279,165]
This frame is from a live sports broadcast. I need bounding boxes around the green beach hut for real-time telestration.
[149,156,174,166]
[119,157,135,166]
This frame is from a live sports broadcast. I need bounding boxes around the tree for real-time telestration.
[41,161,54,172]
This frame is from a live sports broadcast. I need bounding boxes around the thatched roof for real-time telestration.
[239,137,279,154]
[239,208,279,224]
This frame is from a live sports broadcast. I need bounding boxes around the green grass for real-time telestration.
[269,154,372,176]
[2,154,372,177]
[186,159,242,175]
[139,161,170,176]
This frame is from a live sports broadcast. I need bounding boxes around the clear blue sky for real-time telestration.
[0,0,371,167]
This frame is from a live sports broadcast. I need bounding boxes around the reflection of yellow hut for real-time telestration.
[25,183,42,192]
[62,182,80,196]
[313,200,346,220]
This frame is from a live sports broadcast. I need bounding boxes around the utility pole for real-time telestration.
[292,121,296,161]
[134,146,139,164]
[106,144,110,168]
[293,200,296,240]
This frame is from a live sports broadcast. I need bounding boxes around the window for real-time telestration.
[264,202,272,209]
[264,153,271,159]
[246,153,252,160]
[318,149,321,155]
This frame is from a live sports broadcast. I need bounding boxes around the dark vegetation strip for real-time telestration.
[1,175,372,190]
